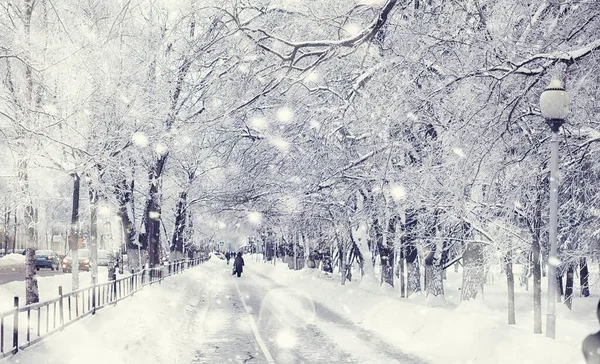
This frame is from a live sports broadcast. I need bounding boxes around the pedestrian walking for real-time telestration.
[233,252,244,278]
[225,251,231,265]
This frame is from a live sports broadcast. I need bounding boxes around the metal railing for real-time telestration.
[0,256,207,360]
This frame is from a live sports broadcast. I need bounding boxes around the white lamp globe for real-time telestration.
[540,78,569,120]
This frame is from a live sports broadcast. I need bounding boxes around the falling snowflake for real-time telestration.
[452,148,466,158]
[132,132,149,148]
[250,116,268,130]
[304,71,319,82]
[248,211,262,225]
[275,329,297,349]
[390,185,407,202]
[149,211,160,220]
[548,256,561,267]
[43,104,58,115]
[343,23,362,37]
[276,107,294,123]
[269,136,290,153]
[156,143,168,155]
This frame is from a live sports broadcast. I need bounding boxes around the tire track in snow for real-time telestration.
[191,262,270,363]
[234,277,276,363]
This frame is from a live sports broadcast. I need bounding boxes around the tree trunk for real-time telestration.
[565,263,574,310]
[340,243,345,286]
[399,247,405,298]
[19,0,38,304]
[424,241,444,297]
[557,274,564,302]
[116,178,139,270]
[520,252,530,291]
[461,241,484,301]
[12,213,17,253]
[70,174,80,291]
[403,209,420,296]
[4,205,10,256]
[293,232,298,271]
[406,243,421,295]
[17,158,39,305]
[170,191,187,261]
[380,217,396,287]
[380,245,394,288]
[441,244,448,280]
[140,154,167,268]
[580,258,590,297]
[89,185,99,285]
[505,250,516,325]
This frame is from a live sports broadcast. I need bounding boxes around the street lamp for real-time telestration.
[539,77,569,339]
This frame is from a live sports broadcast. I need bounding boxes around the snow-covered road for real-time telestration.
[6,254,595,364]
[8,257,428,364]
[191,263,426,364]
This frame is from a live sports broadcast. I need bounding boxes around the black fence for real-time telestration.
[0,257,206,360]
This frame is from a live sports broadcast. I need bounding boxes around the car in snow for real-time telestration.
[62,249,91,273]
[211,252,226,260]
[97,250,110,266]
[35,249,60,271]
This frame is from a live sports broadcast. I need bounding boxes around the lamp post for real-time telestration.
[539,77,570,339]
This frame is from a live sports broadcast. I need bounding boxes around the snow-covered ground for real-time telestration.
[251,258,598,364]
[0,254,26,272]
[6,255,598,364]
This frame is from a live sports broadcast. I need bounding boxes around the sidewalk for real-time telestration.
[8,265,212,364]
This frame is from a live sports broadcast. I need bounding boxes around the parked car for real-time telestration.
[35,249,60,271]
[97,250,109,266]
[211,252,225,260]
[62,249,91,273]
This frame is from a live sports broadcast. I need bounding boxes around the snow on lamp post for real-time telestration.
[539,77,569,340]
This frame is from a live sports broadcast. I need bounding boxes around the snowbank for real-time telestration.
[0,253,26,268]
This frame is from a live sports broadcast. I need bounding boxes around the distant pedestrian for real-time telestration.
[225,252,231,265]
[233,252,244,278]
[582,299,600,363]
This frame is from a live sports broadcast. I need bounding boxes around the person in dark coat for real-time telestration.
[225,252,231,265]
[583,299,600,363]
[233,252,244,277]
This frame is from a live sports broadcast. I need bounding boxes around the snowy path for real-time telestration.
[191,261,427,364]
[7,258,428,364]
